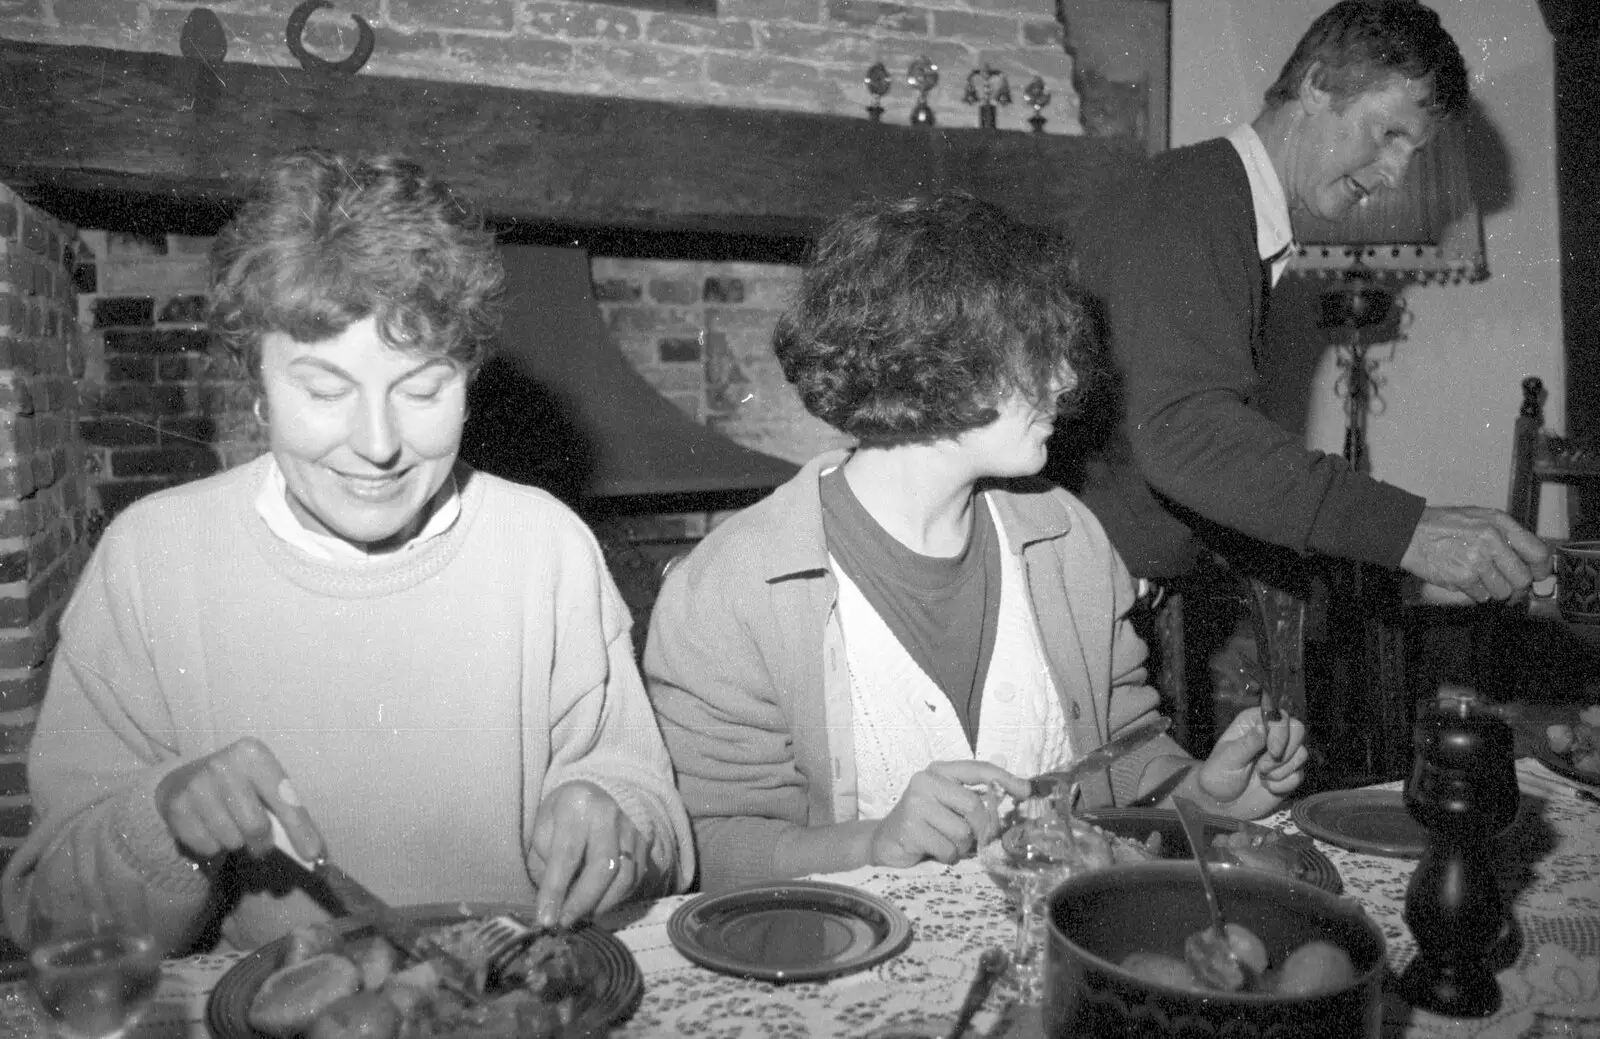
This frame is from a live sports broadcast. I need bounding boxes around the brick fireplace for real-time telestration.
[0,187,93,879]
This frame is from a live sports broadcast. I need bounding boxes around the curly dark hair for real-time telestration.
[1262,0,1469,120]
[773,193,1095,445]
[209,149,504,385]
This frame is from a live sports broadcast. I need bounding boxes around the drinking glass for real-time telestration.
[27,901,161,1039]
[1010,860,1074,1003]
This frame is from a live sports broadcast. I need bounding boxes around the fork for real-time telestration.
[464,914,544,988]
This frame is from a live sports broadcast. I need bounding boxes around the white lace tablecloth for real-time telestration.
[4,763,1597,1038]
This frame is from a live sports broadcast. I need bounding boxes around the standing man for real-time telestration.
[1063,0,1549,605]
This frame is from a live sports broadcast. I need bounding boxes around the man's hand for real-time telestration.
[1400,506,1551,603]
[869,761,1031,868]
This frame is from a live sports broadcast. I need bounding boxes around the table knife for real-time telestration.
[265,812,479,994]
[1027,716,1172,800]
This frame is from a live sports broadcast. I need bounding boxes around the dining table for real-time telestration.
[2,757,1596,1039]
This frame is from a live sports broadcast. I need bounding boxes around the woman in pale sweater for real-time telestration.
[644,195,1307,894]
[2,151,693,954]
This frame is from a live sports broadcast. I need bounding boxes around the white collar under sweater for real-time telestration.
[1227,123,1295,287]
[254,454,462,562]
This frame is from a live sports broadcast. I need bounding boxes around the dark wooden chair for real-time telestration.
[1425,377,1600,712]
[1508,375,1600,533]
[1320,376,1600,780]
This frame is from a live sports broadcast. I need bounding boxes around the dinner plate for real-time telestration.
[205,902,641,1039]
[1078,807,1343,894]
[667,880,912,983]
[1534,738,1600,789]
[1290,789,1429,858]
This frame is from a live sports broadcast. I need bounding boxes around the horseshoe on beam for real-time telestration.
[286,0,375,79]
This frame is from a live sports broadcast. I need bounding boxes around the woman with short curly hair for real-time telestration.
[646,194,1306,894]
[4,150,693,955]
[209,151,503,385]
[774,193,1093,444]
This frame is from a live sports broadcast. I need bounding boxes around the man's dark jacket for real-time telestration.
[1062,137,1426,580]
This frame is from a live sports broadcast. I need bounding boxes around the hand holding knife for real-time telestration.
[1027,717,1173,800]
[266,811,482,1000]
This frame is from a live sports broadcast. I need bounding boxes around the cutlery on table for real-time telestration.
[1515,759,1600,806]
[1027,717,1172,800]
[945,947,1007,1039]
[266,810,483,998]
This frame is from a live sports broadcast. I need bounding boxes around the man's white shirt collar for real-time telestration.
[1227,124,1295,286]
[255,454,461,562]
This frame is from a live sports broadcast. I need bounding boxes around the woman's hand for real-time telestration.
[153,737,324,866]
[527,781,648,929]
[869,761,1031,868]
[1196,709,1308,820]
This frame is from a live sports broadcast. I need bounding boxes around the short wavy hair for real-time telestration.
[774,193,1094,445]
[1263,0,1469,120]
[209,150,504,385]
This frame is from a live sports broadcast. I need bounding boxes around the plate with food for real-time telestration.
[1537,706,1600,787]
[667,880,911,984]
[976,805,1341,899]
[206,903,640,1039]
[1079,807,1343,894]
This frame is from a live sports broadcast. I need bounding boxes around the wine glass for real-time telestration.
[1010,859,1074,1003]
[1002,797,1077,1003]
[27,900,161,1039]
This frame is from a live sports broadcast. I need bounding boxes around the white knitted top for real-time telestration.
[837,503,1074,819]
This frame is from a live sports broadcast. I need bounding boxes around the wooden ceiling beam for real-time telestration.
[0,37,1140,240]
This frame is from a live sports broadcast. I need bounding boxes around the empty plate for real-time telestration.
[1291,789,1429,858]
[667,880,912,983]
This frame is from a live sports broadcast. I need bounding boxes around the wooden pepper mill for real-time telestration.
[1399,689,1519,1017]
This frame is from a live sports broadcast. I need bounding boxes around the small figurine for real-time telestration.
[1023,76,1051,134]
[963,65,1012,130]
[907,56,939,126]
[864,62,891,122]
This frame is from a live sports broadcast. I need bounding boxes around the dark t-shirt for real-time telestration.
[819,465,1001,748]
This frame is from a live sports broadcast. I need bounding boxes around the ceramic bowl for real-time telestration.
[1555,540,1600,623]
[1042,861,1386,1039]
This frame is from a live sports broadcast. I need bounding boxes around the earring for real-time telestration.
[252,398,267,426]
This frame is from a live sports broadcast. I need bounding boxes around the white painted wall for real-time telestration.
[1169,0,1564,534]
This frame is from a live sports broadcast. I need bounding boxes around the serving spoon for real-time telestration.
[1171,795,1255,992]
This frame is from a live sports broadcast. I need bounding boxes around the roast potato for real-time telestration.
[355,938,400,992]
[1272,940,1356,996]
[307,990,401,1039]
[247,952,362,1039]
[284,923,344,966]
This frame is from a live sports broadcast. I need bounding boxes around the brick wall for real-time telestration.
[0,187,92,878]
[0,0,1081,134]
[592,256,848,463]
[72,240,843,521]
[74,231,263,521]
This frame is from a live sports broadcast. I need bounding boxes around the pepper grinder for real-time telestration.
[1399,689,1519,1017]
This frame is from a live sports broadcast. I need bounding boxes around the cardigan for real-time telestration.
[1070,137,1426,579]
[642,450,1187,893]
